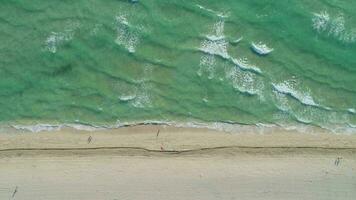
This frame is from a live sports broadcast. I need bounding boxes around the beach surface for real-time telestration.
[0,126,356,199]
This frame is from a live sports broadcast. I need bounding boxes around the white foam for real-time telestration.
[115,14,139,53]
[199,22,262,76]
[45,31,74,53]
[119,95,136,101]
[44,21,79,53]
[348,108,356,114]
[199,21,227,58]
[198,21,229,78]
[272,90,291,112]
[312,11,356,43]
[7,120,356,134]
[116,15,129,26]
[231,37,243,44]
[67,124,105,131]
[348,123,356,128]
[231,57,262,74]
[272,81,319,107]
[90,24,103,36]
[198,54,216,79]
[225,66,264,96]
[12,124,62,133]
[118,81,152,109]
[131,84,151,108]
[312,11,330,33]
[199,36,229,59]
[295,117,312,124]
[205,35,225,41]
[251,42,274,55]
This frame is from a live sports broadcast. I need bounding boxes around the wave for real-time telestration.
[115,14,140,53]
[225,66,264,96]
[205,35,225,41]
[231,57,262,74]
[199,39,229,59]
[231,37,243,44]
[129,83,152,109]
[348,108,356,114]
[272,90,355,134]
[12,124,63,133]
[198,20,264,97]
[119,95,136,101]
[251,42,274,55]
[272,81,319,107]
[131,85,152,108]
[312,11,356,43]
[199,20,229,59]
[198,20,229,78]
[113,65,153,108]
[348,123,356,128]
[295,117,313,125]
[198,21,262,77]
[272,90,291,112]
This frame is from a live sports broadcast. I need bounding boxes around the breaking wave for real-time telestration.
[272,80,319,107]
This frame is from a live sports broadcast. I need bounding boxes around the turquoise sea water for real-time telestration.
[1,0,356,132]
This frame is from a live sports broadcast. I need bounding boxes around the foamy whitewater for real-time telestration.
[0,0,356,134]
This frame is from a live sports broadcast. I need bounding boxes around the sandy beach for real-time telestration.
[1,125,356,199]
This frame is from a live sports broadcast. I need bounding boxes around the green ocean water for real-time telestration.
[1,0,356,132]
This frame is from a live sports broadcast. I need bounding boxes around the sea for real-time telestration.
[0,0,356,133]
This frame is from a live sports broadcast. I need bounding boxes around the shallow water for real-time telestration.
[0,0,355,132]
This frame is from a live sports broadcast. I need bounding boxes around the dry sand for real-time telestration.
[0,125,356,199]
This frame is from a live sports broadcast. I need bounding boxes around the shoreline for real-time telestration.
[1,125,356,156]
[3,119,356,134]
